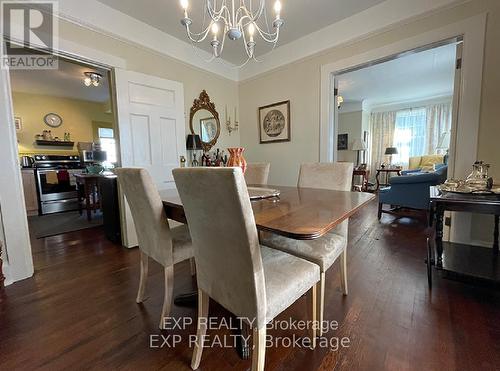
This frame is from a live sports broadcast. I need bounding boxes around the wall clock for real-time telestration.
[44,113,63,128]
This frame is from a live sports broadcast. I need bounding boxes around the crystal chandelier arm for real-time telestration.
[254,24,279,42]
[207,0,231,25]
[237,0,265,23]
[185,23,213,43]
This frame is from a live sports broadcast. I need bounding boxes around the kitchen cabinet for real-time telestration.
[21,169,38,216]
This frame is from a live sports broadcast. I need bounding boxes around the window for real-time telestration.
[98,127,117,164]
[392,108,427,165]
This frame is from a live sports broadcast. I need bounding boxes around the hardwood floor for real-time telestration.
[2,200,500,370]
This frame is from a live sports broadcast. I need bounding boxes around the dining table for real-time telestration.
[159,184,375,358]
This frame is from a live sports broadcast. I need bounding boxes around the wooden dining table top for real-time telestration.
[160,185,375,240]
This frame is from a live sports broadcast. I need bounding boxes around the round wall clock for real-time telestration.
[44,113,63,128]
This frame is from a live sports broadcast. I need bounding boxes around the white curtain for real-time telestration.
[368,111,396,180]
[392,108,427,167]
[426,103,452,153]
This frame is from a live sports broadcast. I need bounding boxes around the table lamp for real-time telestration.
[384,147,398,166]
[352,138,367,166]
[186,134,202,166]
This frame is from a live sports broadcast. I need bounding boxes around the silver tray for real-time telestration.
[248,187,280,200]
[439,184,500,195]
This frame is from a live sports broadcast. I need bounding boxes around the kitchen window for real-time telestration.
[98,127,117,164]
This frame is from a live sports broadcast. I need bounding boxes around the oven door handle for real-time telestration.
[42,198,78,204]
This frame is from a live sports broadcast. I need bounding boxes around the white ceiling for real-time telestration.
[9,59,110,103]
[337,43,457,108]
[96,0,386,65]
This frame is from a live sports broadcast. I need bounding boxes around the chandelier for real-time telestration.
[179,0,284,64]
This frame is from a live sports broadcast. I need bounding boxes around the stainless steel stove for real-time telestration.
[33,155,86,215]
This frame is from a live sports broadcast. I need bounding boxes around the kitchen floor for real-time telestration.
[1,199,500,370]
[28,210,103,239]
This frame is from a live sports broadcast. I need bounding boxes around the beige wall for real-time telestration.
[58,20,240,154]
[239,0,500,187]
[12,92,112,155]
[337,111,363,164]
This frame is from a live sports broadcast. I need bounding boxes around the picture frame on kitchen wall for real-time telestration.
[258,100,290,143]
[14,117,22,131]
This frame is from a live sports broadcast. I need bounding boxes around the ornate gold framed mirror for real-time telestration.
[189,90,220,152]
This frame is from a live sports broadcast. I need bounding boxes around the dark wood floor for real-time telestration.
[2,199,500,370]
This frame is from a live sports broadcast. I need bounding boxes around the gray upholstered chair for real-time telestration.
[173,167,320,371]
[244,163,271,185]
[115,168,194,329]
[260,162,353,336]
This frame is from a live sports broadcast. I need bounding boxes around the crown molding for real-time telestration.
[239,0,466,81]
[55,0,239,81]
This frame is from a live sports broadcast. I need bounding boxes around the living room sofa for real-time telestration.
[378,164,447,218]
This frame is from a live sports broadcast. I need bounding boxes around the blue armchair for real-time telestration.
[378,165,447,219]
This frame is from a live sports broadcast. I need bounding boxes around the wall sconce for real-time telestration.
[225,105,239,135]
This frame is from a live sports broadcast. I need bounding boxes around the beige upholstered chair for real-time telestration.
[260,162,353,336]
[173,167,320,371]
[244,163,271,185]
[115,168,194,329]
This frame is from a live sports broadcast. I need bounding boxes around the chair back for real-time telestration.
[298,163,354,237]
[115,168,174,266]
[298,163,354,191]
[173,167,266,327]
[244,163,270,185]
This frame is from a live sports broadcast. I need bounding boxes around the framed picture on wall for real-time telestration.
[258,100,290,143]
[338,133,348,150]
[14,117,22,131]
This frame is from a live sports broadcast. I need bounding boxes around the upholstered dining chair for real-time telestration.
[260,162,354,336]
[244,163,271,185]
[173,167,320,371]
[115,168,194,329]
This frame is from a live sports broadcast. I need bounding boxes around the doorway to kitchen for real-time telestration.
[9,54,119,240]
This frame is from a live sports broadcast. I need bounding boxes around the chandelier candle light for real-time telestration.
[179,0,284,63]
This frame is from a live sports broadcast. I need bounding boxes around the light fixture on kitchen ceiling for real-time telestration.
[179,0,284,65]
[83,72,102,87]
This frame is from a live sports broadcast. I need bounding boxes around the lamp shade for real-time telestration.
[384,147,398,155]
[186,134,202,150]
[436,131,451,150]
[352,138,367,151]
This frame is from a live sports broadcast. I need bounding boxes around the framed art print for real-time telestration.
[258,100,290,143]
[338,133,348,150]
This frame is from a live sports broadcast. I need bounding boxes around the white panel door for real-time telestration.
[115,69,185,247]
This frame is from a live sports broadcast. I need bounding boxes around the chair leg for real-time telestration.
[159,265,174,330]
[378,202,383,219]
[136,251,149,303]
[317,272,325,337]
[310,283,318,349]
[340,249,348,296]
[191,289,209,370]
[189,257,196,277]
[251,326,266,371]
